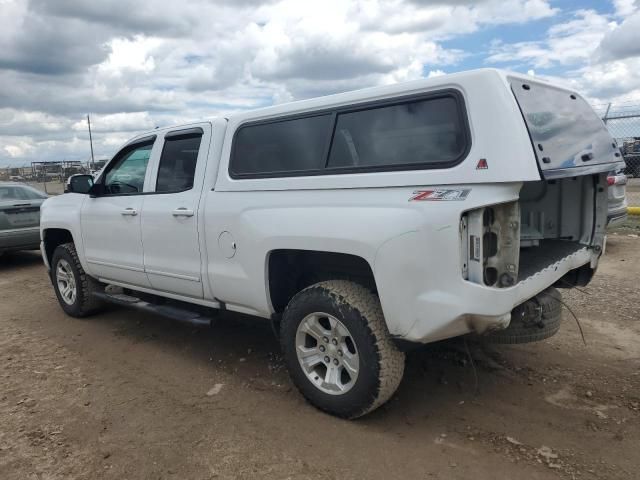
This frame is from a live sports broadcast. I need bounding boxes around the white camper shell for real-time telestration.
[40,69,623,418]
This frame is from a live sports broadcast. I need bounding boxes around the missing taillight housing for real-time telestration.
[462,202,520,287]
[483,232,498,258]
[484,267,498,286]
[483,207,495,227]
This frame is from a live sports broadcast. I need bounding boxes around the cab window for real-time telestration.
[104,140,154,194]
[155,129,203,193]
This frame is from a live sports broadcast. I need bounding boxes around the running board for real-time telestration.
[93,290,213,327]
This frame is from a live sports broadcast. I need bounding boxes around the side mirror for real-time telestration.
[67,175,94,194]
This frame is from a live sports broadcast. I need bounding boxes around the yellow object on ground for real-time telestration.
[628,207,640,215]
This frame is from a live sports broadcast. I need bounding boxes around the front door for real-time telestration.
[141,125,211,298]
[81,137,157,287]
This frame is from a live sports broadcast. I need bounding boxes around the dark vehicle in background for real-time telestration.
[622,138,640,177]
[0,182,48,256]
[607,171,628,226]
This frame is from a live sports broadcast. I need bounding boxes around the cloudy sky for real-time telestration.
[1,0,639,167]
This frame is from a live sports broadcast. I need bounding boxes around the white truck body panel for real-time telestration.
[81,194,150,287]
[40,68,622,344]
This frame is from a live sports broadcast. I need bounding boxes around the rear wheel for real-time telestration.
[280,280,405,418]
[51,243,104,317]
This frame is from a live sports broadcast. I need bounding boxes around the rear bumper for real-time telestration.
[401,246,595,343]
[0,227,40,251]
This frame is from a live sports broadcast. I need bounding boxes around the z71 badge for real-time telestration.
[409,189,471,201]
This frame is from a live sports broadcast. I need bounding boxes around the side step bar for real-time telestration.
[93,290,213,327]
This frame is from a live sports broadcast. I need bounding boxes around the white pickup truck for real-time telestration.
[40,69,623,418]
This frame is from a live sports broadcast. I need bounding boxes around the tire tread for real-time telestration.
[282,280,405,418]
[52,243,104,317]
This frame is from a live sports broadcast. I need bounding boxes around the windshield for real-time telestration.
[510,77,620,173]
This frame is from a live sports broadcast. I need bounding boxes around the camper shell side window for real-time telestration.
[229,89,471,179]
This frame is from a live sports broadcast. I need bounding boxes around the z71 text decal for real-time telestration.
[409,189,471,202]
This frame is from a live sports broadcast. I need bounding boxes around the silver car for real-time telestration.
[607,171,628,226]
[0,182,48,256]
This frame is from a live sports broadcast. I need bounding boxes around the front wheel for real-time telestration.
[280,280,405,418]
[51,243,104,317]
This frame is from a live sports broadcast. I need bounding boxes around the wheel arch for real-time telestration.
[266,249,377,313]
[42,228,76,267]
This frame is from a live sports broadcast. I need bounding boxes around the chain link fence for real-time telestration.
[594,102,640,207]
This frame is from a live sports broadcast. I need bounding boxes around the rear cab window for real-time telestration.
[156,128,204,193]
[230,90,470,178]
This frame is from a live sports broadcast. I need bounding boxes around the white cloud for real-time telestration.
[487,10,615,68]
[4,142,34,159]
[0,109,68,136]
[0,0,639,166]
[574,58,640,102]
[98,36,162,76]
[596,11,640,62]
[360,0,557,37]
[612,0,637,16]
[72,112,156,133]
[485,3,640,103]
[426,69,447,78]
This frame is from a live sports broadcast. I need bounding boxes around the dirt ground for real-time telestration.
[1,233,639,480]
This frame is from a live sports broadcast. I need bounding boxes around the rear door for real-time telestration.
[510,77,625,178]
[140,124,211,298]
[81,136,157,287]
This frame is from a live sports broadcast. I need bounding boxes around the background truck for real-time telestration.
[40,69,623,418]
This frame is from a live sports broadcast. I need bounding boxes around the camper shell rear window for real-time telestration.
[229,90,470,178]
[510,78,619,173]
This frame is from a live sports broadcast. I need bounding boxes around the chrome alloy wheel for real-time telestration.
[295,312,359,395]
[56,259,77,305]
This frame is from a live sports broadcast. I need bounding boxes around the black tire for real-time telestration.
[483,288,562,344]
[280,280,405,419]
[51,243,104,317]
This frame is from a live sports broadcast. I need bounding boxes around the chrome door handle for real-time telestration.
[172,208,194,217]
[121,208,138,216]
